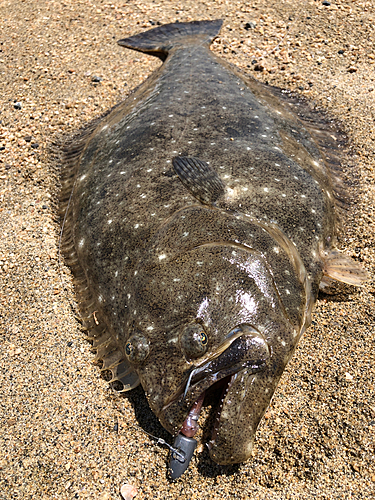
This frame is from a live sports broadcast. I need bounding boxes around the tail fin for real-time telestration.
[118,19,223,60]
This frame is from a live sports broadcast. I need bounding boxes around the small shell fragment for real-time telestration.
[120,483,138,500]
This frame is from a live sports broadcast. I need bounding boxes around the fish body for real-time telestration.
[61,20,367,468]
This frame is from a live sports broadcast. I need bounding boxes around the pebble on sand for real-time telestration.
[120,483,138,500]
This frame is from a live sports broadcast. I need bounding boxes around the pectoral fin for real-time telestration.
[321,249,369,288]
[172,156,225,205]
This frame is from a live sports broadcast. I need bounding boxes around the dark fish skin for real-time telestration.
[60,20,368,467]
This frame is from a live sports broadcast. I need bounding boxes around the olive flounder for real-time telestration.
[60,20,368,478]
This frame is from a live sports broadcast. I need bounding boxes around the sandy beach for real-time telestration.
[0,0,374,498]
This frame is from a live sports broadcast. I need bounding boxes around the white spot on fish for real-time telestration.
[159,254,166,260]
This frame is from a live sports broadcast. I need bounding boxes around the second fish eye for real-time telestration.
[125,332,150,364]
[181,324,209,360]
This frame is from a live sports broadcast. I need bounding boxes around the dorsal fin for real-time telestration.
[172,156,225,205]
[118,20,223,61]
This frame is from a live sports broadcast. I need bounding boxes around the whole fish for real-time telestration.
[60,20,367,477]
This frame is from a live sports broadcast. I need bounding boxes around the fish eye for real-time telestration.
[181,324,209,360]
[200,331,208,345]
[125,332,150,364]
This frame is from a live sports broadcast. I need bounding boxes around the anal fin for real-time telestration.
[172,156,225,205]
[322,249,369,287]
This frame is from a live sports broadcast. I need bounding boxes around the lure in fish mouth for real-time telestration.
[166,325,270,478]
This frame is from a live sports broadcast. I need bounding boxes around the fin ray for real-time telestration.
[323,249,369,286]
[172,156,225,205]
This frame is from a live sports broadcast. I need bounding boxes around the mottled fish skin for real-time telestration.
[61,20,367,467]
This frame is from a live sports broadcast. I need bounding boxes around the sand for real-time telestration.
[0,0,374,499]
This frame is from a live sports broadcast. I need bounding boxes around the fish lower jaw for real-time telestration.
[206,372,236,450]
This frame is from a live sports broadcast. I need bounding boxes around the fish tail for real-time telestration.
[118,19,223,60]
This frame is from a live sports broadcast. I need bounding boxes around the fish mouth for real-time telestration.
[162,325,270,452]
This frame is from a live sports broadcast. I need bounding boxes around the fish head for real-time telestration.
[125,236,298,464]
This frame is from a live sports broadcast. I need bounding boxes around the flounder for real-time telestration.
[60,20,368,477]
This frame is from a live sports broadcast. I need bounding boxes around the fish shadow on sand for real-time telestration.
[120,385,170,440]
[318,282,364,302]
